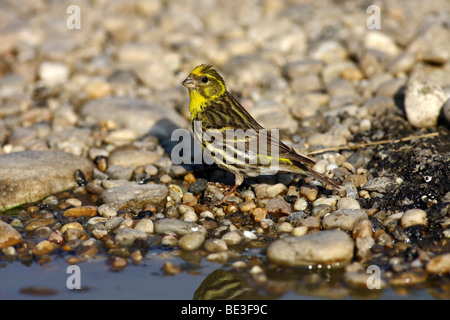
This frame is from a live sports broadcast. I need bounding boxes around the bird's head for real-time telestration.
[182,64,226,102]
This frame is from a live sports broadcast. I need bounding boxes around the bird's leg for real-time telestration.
[209,173,244,206]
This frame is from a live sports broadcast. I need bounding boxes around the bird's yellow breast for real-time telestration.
[188,90,209,120]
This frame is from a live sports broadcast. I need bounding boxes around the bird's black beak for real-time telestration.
[182,76,196,89]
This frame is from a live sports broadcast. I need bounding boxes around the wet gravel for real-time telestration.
[0,0,449,299]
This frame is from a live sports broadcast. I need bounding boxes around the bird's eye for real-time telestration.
[201,76,208,83]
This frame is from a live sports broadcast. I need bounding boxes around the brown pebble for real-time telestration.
[184,172,196,184]
[300,185,318,202]
[252,208,268,222]
[27,206,40,214]
[63,229,89,241]
[63,206,98,218]
[32,240,58,255]
[162,261,182,275]
[352,219,373,239]
[131,250,143,263]
[297,216,321,229]
[60,222,84,234]
[109,256,128,270]
[24,218,56,232]
[226,203,239,214]
[66,256,86,265]
[426,253,450,274]
[96,156,108,172]
[48,230,64,245]
[239,201,256,212]
[0,220,23,249]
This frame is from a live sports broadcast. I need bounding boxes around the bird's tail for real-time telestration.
[305,168,341,189]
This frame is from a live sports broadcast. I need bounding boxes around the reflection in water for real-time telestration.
[194,269,270,300]
[193,265,390,300]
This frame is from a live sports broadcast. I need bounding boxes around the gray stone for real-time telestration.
[81,97,188,139]
[267,229,354,267]
[362,177,397,193]
[100,183,169,210]
[405,75,447,128]
[153,218,207,236]
[322,209,368,231]
[178,232,205,251]
[115,228,148,247]
[0,150,94,212]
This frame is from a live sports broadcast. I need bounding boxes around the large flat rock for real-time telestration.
[0,150,94,211]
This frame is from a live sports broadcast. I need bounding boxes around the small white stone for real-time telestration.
[405,75,447,128]
[293,197,308,211]
[134,219,154,234]
[243,230,258,240]
[401,209,427,228]
[38,61,69,86]
[98,204,118,218]
[277,222,294,233]
[291,226,308,237]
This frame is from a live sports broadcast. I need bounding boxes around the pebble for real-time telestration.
[322,209,368,231]
[267,229,354,267]
[115,228,148,247]
[162,261,182,275]
[204,239,228,252]
[291,226,308,237]
[362,177,397,193]
[153,218,207,236]
[337,197,361,210]
[98,204,118,218]
[100,183,169,210]
[160,232,178,247]
[401,209,428,228]
[60,222,84,234]
[0,220,22,249]
[352,219,373,239]
[251,207,267,222]
[38,61,69,86]
[178,232,205,251]
[293,198,308,211]
[33,227,52,239]
[221,231,244,246]
[32,240,58,255]
[404,74,447,128]
[299,185,318,202]
[312,196,339,209]
[266,183,287,198]
[277,222,294,233]
[134,219,154,234]
[243,230,258,240]
[265,196,292,216]
[298,216,321,230]
[105,217,125,232]
[63,206,98,218]
[312,204,332,218]
[24,218,56,232]
[426,253,450,274]
[238,201,256,212]
[64,229,88,241]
